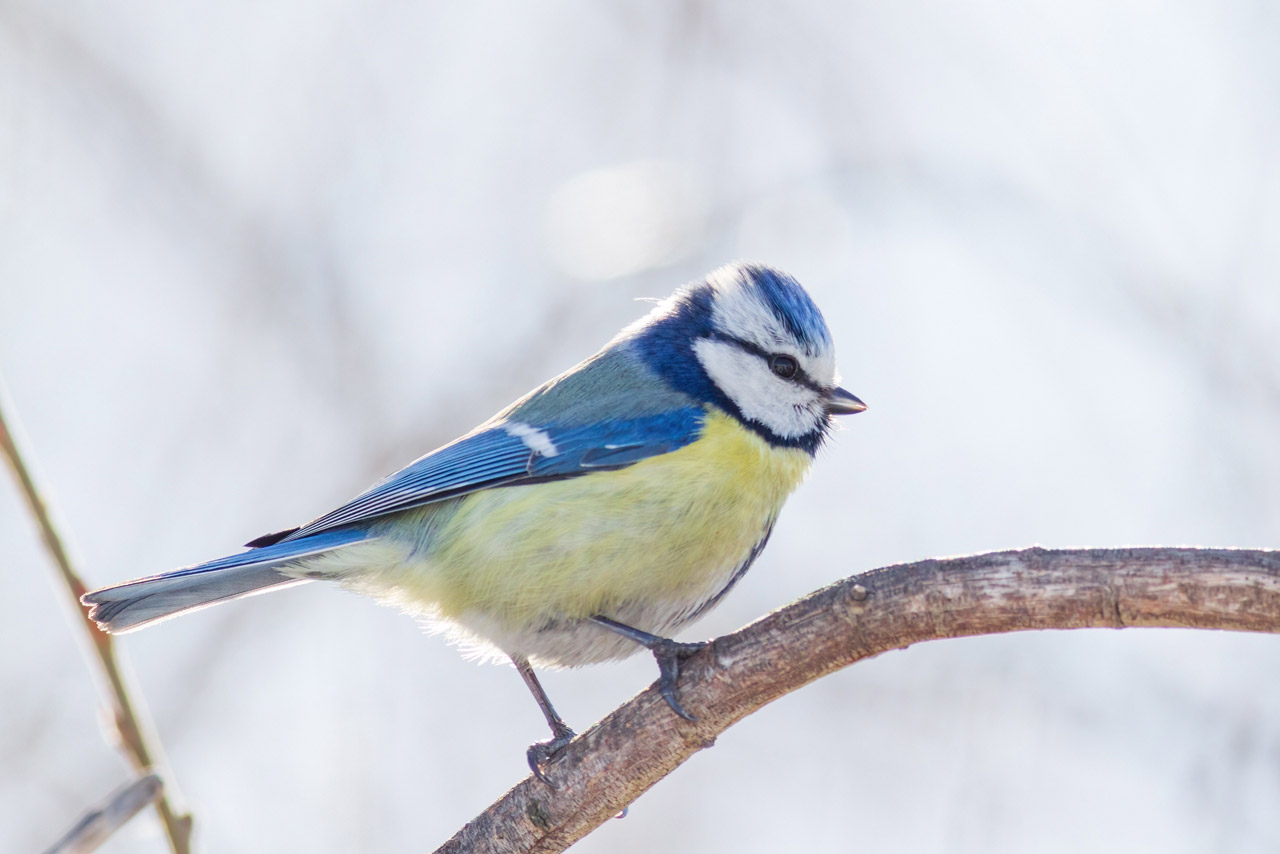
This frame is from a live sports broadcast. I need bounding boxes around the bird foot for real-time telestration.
[650,639,708,721]
[526,725,576,787]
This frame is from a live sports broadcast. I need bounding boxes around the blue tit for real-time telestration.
[82,261,866,779]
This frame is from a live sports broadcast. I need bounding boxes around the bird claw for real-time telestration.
[526,725,576,787]
[586,616,707,722]
[651,639,707,722]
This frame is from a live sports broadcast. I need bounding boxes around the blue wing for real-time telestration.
[283,407,705,540]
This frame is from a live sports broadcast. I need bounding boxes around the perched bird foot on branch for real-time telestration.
[651,638,708,721]
[590,615,709,721]
[526,723,577,786]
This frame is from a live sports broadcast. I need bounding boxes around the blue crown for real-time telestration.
[721,263,832,353]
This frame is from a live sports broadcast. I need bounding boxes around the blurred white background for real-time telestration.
[3,2,1280,852]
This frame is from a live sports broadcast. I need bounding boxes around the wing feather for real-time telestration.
[286,407,704,539]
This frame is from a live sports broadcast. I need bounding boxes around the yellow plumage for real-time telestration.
[304,409,812,666]
[78,262,864,776]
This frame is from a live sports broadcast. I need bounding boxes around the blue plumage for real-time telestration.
[286,408,706,540]
[83,527,372,631]
[632,284,723,410]
[742,264,833,353]
[80,260,865,782]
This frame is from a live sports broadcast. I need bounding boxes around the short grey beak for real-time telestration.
[825,386,867,415]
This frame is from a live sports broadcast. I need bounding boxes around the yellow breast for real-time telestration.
[377,410,812,635]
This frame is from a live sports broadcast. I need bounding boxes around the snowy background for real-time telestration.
[3,2,1280,852]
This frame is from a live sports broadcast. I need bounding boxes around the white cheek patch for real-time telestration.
[505,422,560,457]
[694,339,825,439]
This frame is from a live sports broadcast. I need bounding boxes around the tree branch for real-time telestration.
[434,546,1280,853]
[0,377,193,854]
[42,774,163,854]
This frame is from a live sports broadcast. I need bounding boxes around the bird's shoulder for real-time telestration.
[497,340,700,425]
[271,341,709,542]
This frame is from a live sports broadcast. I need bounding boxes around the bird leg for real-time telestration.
[513,655,576,786]
[590,615,706,721]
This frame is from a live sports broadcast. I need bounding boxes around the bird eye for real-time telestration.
[769,354,799,379]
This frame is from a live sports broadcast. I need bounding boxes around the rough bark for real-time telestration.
[433,546,1280,854]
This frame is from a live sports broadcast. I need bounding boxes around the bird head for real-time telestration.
[632,262,865,453]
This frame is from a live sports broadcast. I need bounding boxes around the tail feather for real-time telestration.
[82,527,371,633]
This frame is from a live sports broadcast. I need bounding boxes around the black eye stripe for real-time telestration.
[707,332,823,392]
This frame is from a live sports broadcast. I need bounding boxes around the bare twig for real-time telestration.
[43,774,164,854]
[0,378,193,854]
[434,546,1280,853]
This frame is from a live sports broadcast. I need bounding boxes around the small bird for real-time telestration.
[82,262,865,780]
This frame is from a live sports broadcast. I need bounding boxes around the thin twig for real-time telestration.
[0,377,193,854]
[434,546,1280,853]
[43,774,164,854]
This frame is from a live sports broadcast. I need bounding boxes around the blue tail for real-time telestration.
[82,528,371,633]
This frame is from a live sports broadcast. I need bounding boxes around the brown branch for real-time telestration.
[42,774,163,854]
[0,380,193,854]
[434,546,1280,854]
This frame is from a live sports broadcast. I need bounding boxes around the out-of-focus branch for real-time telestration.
[434,546,1280,854]
[0,379,193,854]
[42,774,163,854]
